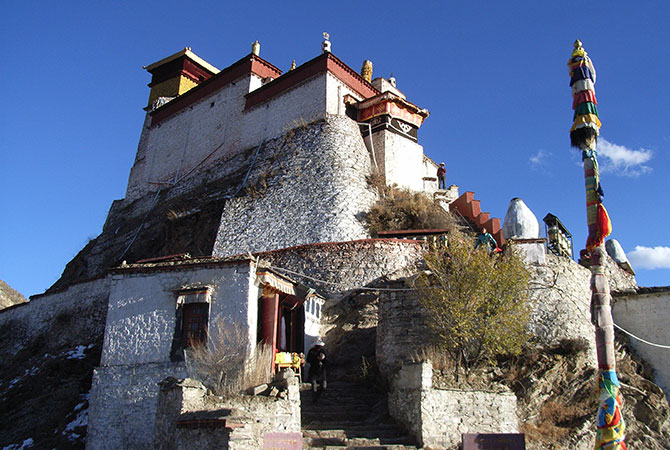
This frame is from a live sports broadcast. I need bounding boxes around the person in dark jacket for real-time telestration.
[437,162,446,189]
[307,339,328,402]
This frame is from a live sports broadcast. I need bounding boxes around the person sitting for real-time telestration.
[306,339,328,403]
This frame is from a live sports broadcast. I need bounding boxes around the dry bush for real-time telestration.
[409,346,455,374]
[365,186,456,236]
[185,320,272,396]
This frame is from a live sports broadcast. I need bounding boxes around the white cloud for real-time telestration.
[627,246,670,270]
[529,150,549,167]
[596,138,653,177]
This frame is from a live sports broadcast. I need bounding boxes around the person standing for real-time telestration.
[474,227,498,253]
[437,162,446,189]
[306,339,328,402]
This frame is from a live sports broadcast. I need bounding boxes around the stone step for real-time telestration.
[303,425,407,439]
[304,434,416,446]
[300,379,416,449]
[306,445,417,450]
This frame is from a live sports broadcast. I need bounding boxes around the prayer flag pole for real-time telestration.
[568,39,626,450]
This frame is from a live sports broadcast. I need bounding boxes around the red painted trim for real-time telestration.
[377,229,451,236]
[151,54,282,124]
[245,53,379,110]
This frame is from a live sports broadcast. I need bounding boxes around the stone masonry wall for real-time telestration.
[613,289,670,403]
[52,114,379,290]
[377,280,431,378]
[389,362,518,449]
[377,254,634,378]
[259,238,425,303]
[213,115,378,259]
[153,376,301,450]
[527,253,636,351]
[0,277,110,359]
[87,362,187,450]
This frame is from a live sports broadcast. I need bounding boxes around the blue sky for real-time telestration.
[2,1,668,297]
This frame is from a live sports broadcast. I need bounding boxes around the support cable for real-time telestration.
[265,263,670,349]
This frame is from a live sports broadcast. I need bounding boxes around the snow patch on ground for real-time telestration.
[62,393,89,442]
[62,344,94,360]
[2,438,34,449]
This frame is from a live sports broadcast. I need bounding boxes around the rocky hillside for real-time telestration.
[324,279,670,449]
[0,280,28,310]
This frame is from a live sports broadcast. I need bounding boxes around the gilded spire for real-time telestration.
[290,60,296,71]
[361,60,373,83]
[571,39,586,58]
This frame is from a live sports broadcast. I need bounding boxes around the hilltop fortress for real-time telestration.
[1,38,668,449]
[52,39,444,293]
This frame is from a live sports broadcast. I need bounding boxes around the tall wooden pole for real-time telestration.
[569,40,626,450]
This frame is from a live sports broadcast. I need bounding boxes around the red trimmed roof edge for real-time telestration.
[245,52,379,110]
[253,237,423,257]
[150,53,282,124]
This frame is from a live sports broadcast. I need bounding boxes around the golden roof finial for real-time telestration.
[290,60,296,71]
[571,39,587,58]
[361,60,373,83]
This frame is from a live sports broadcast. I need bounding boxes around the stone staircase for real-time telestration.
[300,381,417,449]
[449,191,504,246]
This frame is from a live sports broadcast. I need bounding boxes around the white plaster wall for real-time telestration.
[102,263,255,366]
[126,77,251,200]
[325,72,364,116]
[613,291,670,401]
[422,156,439,192]
[373,131,425,191]
[242,74,327,148]
[88,262,258,449]
[125,72,334,202]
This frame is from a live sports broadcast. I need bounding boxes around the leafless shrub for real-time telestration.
[365,186,456,236]
[185,320,272,396]
[409,346,455,373]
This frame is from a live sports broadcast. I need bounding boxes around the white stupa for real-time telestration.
[502,198,540,239]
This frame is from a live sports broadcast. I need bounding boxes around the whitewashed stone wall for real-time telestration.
[260,239,425,303]
[87,261,259,449]
[213,115,378,258]
[389,362,519,449]
[372,129,426,191]
[377,254,636,378]
[102,263,257,366]
[154,377,300,449]
[125,69,366,202]
[527,255,594,350]
[613,288,670,402]
[87,362,187,450]
[527,253,636,351]
[0,277,109,359]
